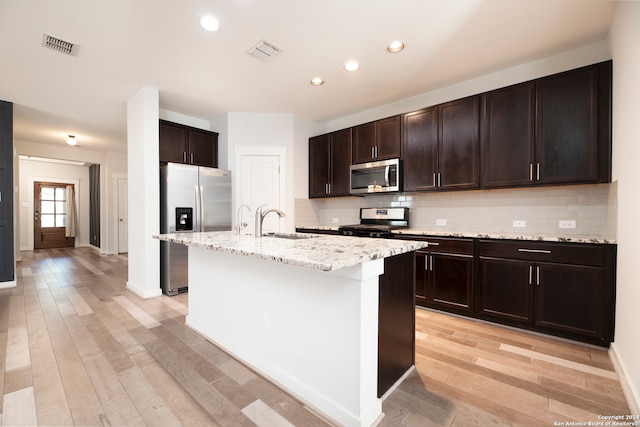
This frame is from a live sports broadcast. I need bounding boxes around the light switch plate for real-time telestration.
[559,220,576,229]
[436,219,447,226]
[513,220,526,228]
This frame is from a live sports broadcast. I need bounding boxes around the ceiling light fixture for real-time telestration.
[344,60,359,71]
[200,15,219,32]
[310,77,324,86]
[67,135,77,146]
[387,41,405,53]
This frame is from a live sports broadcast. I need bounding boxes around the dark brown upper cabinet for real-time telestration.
[482,81,536,188]
[159,120,218,168]
[309,128,352,198]
[403,96,480,192]
[352,115,401,164]
[483,61,612,188]
[535,61,611,185]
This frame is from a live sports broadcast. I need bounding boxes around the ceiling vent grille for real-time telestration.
[42,33,76,55]
[246,39,281,62]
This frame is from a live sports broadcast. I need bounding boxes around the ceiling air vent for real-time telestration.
[246,39,281,62]
[42,33,76,55]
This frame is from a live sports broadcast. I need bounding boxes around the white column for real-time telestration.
[126,86,161,298]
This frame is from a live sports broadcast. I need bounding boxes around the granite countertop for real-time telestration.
[153,231,428,272]
[295,225,616,244]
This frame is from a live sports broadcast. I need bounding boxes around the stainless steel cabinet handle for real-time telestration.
[438,173,441,187]
[518,249,552,254]
[183,152,187,163]
[529,265,533,285]
[536,266,540,286]
[529,164,534,182]
[325,183,329,195]
[375,146,379,159]
[536,163,540,181]
[371,146,375,159]
[433,173,437,187]
[430,255,433,271]
[328,183,331,194]
[190,152,194,164]
[426,242,440,246]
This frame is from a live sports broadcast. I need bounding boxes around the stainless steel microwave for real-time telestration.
[350,158,401,195]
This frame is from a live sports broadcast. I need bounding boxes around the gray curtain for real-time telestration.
[89,164,100,247]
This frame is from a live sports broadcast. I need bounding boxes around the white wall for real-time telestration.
[18,159,88,249]
[223,113,298,231]
[321,41,611,134]
[126,86,161,299]
[14,140,126,253]
[609,0,640,415]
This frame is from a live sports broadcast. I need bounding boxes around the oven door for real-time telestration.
[350,158,401,195]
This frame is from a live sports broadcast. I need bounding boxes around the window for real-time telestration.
[40,186,67,228]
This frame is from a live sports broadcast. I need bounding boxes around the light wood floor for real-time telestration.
[1,247,630,426]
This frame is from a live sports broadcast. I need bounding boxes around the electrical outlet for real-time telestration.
[559,220,576,229]
[332,218,339,224]
[436,219,447,226]
[513,220,526,228]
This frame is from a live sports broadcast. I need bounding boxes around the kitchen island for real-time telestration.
[153,231,427,427]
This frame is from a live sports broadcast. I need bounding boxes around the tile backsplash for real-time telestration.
[296,183,617,240]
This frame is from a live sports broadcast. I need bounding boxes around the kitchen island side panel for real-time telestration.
[185,245,384,427]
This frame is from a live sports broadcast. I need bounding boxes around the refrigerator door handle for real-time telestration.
[195,184,201,232]
[198,185,205,232]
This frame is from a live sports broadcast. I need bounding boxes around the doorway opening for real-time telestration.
[33,182,76,249]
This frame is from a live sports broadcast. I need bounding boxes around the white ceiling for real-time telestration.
[0,0,616,154]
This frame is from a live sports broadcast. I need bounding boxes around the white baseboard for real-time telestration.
[609,342,640,415]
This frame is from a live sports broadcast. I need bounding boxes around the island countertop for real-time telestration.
[153,231,428,272]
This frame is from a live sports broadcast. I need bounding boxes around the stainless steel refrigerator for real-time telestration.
[160,163,232,295]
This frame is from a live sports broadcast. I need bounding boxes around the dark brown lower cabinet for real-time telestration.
[415,238,474,314]
[378,251,415,397]
[477,239,615,346]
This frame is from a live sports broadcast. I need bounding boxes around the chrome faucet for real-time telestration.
[236,204,251,235]
[254,204,286,237]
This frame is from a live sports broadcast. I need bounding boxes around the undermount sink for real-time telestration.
[263,232,320,240]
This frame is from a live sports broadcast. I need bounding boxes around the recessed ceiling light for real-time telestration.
[387,41,405,53]
[67,135,77,146]
[310,77,324,86]
[200,15,219,32]
[344,60,359,71]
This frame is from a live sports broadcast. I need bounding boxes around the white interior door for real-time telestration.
[118,178,128,253]
[237,149,284,235]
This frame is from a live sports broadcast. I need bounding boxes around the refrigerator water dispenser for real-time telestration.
[175,207,193,231]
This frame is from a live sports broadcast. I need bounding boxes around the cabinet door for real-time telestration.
[352,122,376,164]
[478,257,533,324]
[159,120,188,164]
[439,96,480,189]
[378,252,415,397]
[403,107,438,191]
[427,252,474,314]
[329,128,352,197]
[535,262,606,340]
[375,115,401,160]
[536,65,600,184]
[188,128,217,168]
[414,251,428,305]
[309,135,330,198]
[483,82,535,188]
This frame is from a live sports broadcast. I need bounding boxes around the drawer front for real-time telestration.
[414,237,474,255]
[478,239,605,266]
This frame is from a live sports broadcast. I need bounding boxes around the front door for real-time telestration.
[34,182,75,249]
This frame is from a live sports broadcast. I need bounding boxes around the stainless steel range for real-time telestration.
[339,207,409,238]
